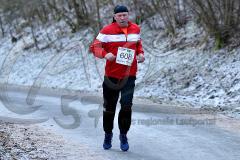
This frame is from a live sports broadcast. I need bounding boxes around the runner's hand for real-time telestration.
[105,53,116,61]
[137,53,145,63]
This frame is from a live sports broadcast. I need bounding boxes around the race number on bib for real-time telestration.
[116,47,135,66]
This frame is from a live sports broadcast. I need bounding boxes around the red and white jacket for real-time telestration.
[89,21,144,79]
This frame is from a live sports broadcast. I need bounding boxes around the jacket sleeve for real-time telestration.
[136,38,144,55]
[89,33,107,58]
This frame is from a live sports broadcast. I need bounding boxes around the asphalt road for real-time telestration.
[0,85,240,160]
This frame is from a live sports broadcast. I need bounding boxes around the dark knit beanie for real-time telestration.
[114,5,128,14]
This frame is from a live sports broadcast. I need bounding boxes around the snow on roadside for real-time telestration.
[0,121,108,160]
[0,20,240,118]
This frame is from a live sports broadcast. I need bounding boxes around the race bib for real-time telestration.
[116,47,135,66]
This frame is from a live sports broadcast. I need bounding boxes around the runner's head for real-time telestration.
[113,5,129,27]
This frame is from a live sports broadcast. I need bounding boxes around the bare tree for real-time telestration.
[71,0,82,27]
[150,0,188,35]
[46,0,90,32]
[186,0,240,48]
[35,0,49,24]
[95,0,102,30]
[47,0,79,32]
[0,15,4,37]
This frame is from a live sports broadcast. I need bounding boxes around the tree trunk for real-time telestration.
[0,15,4,37]
[95,0,102,30]
[70,0,82,28]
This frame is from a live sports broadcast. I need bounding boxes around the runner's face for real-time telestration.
[114,12,129,27]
